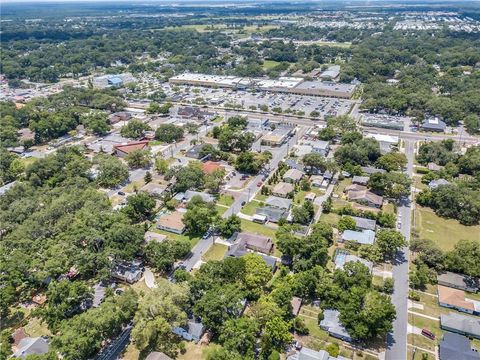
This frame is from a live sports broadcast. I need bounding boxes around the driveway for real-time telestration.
[144,267,157,289]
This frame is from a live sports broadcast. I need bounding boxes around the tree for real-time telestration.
[219,317,259,358]
[183,198,217,235]
[375,229,406,259]
[155,157,169,174]
[144,171,152,183]
[367,172,412,199]
[125,149,151,169]
[81,112,110,135]
[166,163,205,192]
[338,216,356,232]
[206,349,244,360]
[145,240,191,273]
[261,317,292,356]
[243,253,273,300]
[464,114,480,135]
[155,124,184,143]
[122,192,156,222]
[38,280,93,331]
[444,240,480,277]
[219,128,255,153]
[292,201,314,225]
[132,281,188,357]
[217,215,242,238]
[95,154,129,188]
[227,115,248,129]
[302,153,327,173]
[376,152,407,171]
[193,284,245,334]
[235,152,266,174]
[120,119,151,139]
[409,262,435,290]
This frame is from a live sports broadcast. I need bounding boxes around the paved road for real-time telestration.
[183,236,213,272]
[222,125,309,219]
[386,139,414,360]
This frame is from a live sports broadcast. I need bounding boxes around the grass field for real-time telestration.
[312,41,352,48]
[24,317,51,337]
[202,243,228,262]
[218,194,235,207]
[151,228,201,248]
[319,212,341,227]
[178,342,223,360]
[414,206,480,251]
[263,60,281,69]
[215,205,228,215]
[241,200,263,216]
[162,24,227,32]
[241,219,277,238]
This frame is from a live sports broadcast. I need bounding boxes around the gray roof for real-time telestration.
[351,216,377,231]
[428,179,450,189]
[13,337,49,359]
[352,176,369,185]
[437,272,479,292]
[188,321,205,339]
[320,309,351,340]
[334,252,373,272]
[184,190,215,203]
[146,352,174,360]
[441,313,480,337]
[265,196,292,210]
[256,206,288,223]
[361,166,386,175]
[285,159,305,171]
[440,333,480,360]
[422,118,446,131]
[341,230,376,245]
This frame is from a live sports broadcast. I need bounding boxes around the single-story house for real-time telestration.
[310,140,330,156]
[252,213,268,224]
[256,206,289,223]
[172,320,205,343]
[283,169,304,184]
[287,347,350,360]
[351,216,377,231]
[291,297,303,317]
[310,175,324,188]
[346,185,383,208]
[13,337,49,359]
[272,182,295,198]
[305,192,316,202]
[156,211,186,234]
[265,196,292,210]
[352,176,369,186]
[202,161,223,175]
[422,117,446,132]
[293,144,313,158]
[230,232,274,255]
[111,260,143,284]
[183,190,215,204]
[438,285,480,315]
[285,159,305,172]
[440,312,480,339]
[225,241,277,271]
[361,166,386,175]
[428,178,450,189]
[261,132,288,146]
[439,332,480,360]
[427,162,443,171]
[113,140,149,158]
[145,352,174,360]
[437,272,479,293]
[144,231,168,243]
[320,309,352,342]
[109,111,132,124]
[141,183,166,197]
[186,144,207,159]
[341,230,376,246]
[334,251,373,272]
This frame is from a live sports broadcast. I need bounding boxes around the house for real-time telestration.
[156,211,186,234]
[440,312,480,339]
[346,186,383,208]
[13,337,49,359]
[272,182,295,198]
[427,162,443,171]
[113,140,149,158]
[229,232,274,255]
[225,243,277,271]
[202,161,223,175]
[422,117,447,132]
[265,196,292,210]
[283,169,304,184]
[439,333,480,360]
[141,183,166,197]
[111,260,143,284]
[261,132,288,146]
[341,230,376,246]
[437,272,479,293]
[320,309,352,342]
[253,213,268,224]
[438,285,480,315]
[334,250,373,272]
[146,352,174,360]
[361,166,386,175]
[256,206,288,223]
[305,192,316,202]
[310,175,324,188]
[352,176,369,186]
[172,321,205,343]
[287,347,350,360]
[285,159,305,172]
[351,216,377,231]
[291,297,302,316]
[293,144,313,158]
[109,111,132,124]
[428,178,450,189]
[184,190,215,204]
[310,140,330,156]
[144,231,168,243]
[178,106,200,119]
[186,144,208,159]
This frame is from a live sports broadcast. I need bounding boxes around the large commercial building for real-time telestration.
[169,73,356,99]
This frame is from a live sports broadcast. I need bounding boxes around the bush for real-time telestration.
[408,290,420,301]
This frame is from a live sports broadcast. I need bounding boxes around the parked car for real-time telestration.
[241,201,246,206]
[118,191,125,196]
[421,328,435,340]
[257,181,262,187]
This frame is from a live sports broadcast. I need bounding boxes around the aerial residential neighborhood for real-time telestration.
[0,1,480,360]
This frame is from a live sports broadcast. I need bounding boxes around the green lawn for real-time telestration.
[334,178,352,196]
[255,193,268,201]
[319,212,341,227]
[215,205,228,215]
[202,243,228,262]
[218,194,235,206]
[151,228,200,248]
[415,206,480,251]
[263,60,281,70]
[241,219,277,238]
[383,202,396,215]
[24,317,52,337]
[241,200,264,216]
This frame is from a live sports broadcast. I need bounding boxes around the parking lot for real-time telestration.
[164,84,355,119]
